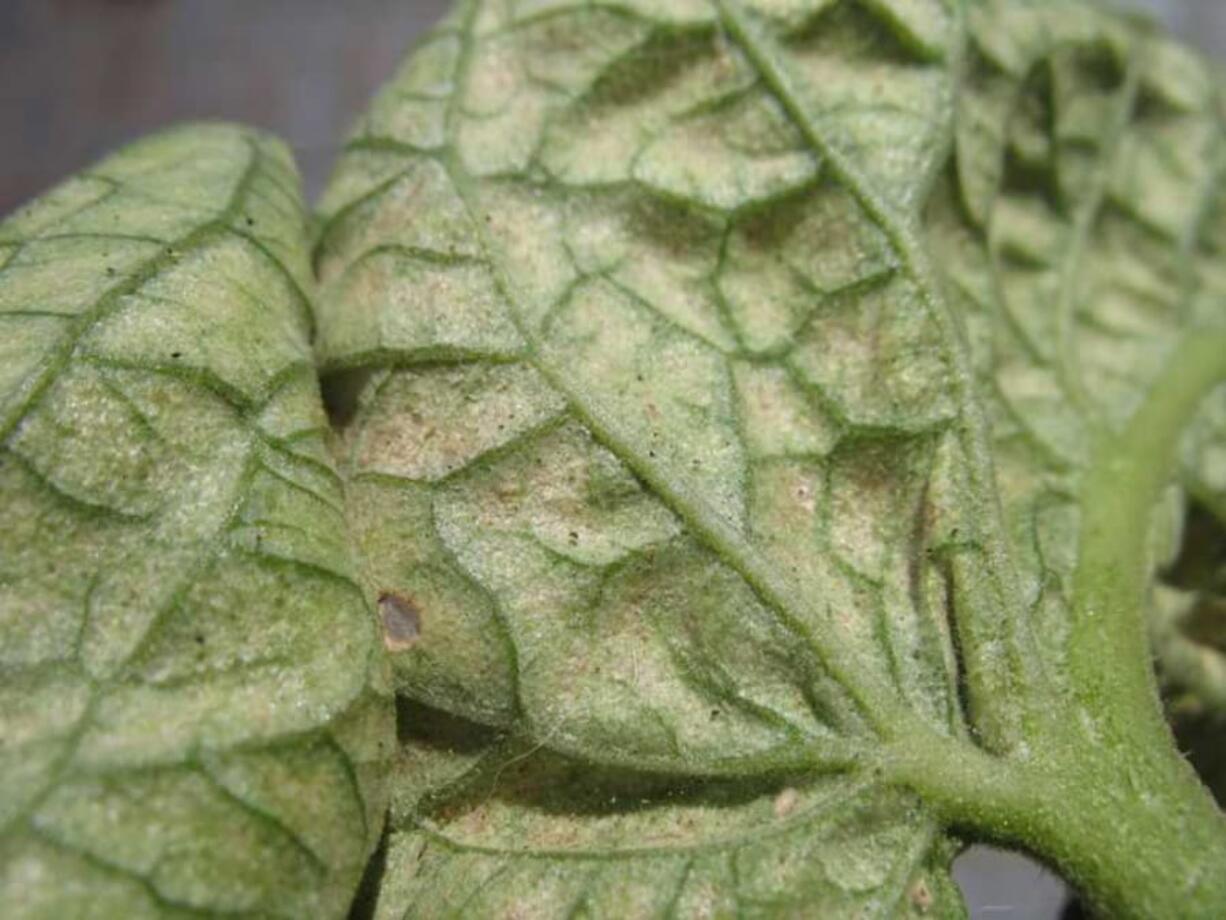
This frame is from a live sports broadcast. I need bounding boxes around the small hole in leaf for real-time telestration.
[378,592,421,651]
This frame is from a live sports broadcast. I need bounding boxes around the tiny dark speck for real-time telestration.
[378,592,422,651]
[245,216,255,227]
[171,352,182,359]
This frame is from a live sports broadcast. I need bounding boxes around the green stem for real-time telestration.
[887,331,1226,915]
[885,727,1226,919]
[1068,332,1226,753]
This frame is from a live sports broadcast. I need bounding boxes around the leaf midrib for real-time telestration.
[715,0,1054,747]
[432,0,944,745]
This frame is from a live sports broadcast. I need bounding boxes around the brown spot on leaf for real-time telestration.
[794,483,816,514]
[378,592,421,652]
[909,879,933,913]
[772,787,800,819]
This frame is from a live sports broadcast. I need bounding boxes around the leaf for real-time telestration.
[925,0,1226,714]
[372,702,961,919]
[1157,501,1226,720]
[0,125,393,917]
[314,0,1009,913]
[1170,393,1226,719]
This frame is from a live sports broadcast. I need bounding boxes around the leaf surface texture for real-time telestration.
[0,125,393,918]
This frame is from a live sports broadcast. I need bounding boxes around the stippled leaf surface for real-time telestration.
[0,125,393,918]
[316,0,1000,915]
[2,3,1225,918]
[371,703,958,919]
[924,0,1226,717]
[313,0,1226,915]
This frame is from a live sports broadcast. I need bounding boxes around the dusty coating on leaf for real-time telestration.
[0,125,393,918]
[317,0,975,915]
[372,718,962,919]
[928,0,1226,712]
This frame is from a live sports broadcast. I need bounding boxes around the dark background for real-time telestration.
[1,0,449,213]
[2,1,1222,917]
[3,0,1224,214]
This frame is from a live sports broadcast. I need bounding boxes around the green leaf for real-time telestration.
[925,0,1226,718]
[2,0,1224,916]
[0,125,393,917]
[315,0,1226,916]
[316,0,1001,913]
[373,702,961,919]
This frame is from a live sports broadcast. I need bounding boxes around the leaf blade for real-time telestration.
[0,124,393,918]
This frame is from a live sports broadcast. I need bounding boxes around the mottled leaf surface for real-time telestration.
[371,703,960,919]
[0,125,393,918]
[316,0,993,914]
[3,1,1226,917]
[925,0,1226,714]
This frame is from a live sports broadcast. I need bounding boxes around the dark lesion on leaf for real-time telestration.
[378,591,422,652]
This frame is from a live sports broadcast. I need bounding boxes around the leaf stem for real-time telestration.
[883,725,1226,919]
[885,329,1226,917]
[1067,331,1226,753]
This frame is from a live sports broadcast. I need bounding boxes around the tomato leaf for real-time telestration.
[0,125,393,918]
[317,0,995,913]
[926,0,1226,720]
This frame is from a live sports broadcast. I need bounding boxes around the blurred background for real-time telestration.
[3,0,1224,213]
[1,1,1221,917]
[1,0,451,213]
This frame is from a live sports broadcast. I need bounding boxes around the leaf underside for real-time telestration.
[0,126,393,918]
[314,0,1226,916]
[316,0,978,913]
[929,0,1226,726]
[3,0,1226,917]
